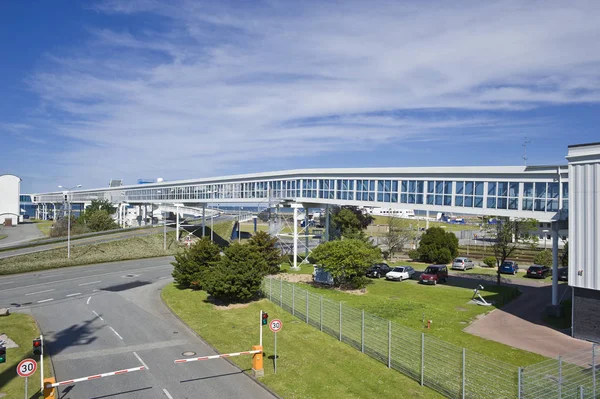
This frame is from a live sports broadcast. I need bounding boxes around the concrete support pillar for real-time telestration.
[324,205,330,242]
[426,210,430,229]
[202,204,206,237]
[304,206,309,257]
[552,221,560,306]
[292,204,300,270]
[176,205,180,241]
[138,205,142,226]
[53,204,57,221]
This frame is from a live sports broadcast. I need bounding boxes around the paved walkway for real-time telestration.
[464,283,592,358]
[0,221,44,248]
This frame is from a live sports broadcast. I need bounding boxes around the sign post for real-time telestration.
[17,358,37,399]
[269,319,282,374]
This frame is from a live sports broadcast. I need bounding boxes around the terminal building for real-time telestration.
[0,174,21,226]
[20,141,600,343]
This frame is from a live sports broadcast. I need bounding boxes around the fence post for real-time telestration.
[339,302,342,342]
[280,278,283,306]
[306,291,309,323]
[462,348,466,399]
[558,355,563,399]
[361,310,365,353]
[292,284,295,316]
[387,321,391,368]
[269,277,272,301]
[320,296,323,332]
[593,344,596,398]
[420,333,424,386]
[518,367,522,399]
[580,385,584,399]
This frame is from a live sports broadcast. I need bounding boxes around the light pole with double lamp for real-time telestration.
[58,184,82,259]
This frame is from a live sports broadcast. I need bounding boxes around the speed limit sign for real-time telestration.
[269,319,282,333]
[17,358,37,377]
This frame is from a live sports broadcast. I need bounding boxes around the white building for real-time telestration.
[0,174,21,225]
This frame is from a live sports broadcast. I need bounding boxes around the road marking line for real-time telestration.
[92,311,104,321]
[66,292,81,297]
[0,281,14,285]
[79,280,101,286]
[162,389,174,399]
[26,289,55,296]
[133,352,149,370]
[37,298,54,303]
[86,296,91,305]
[109,326,123,340]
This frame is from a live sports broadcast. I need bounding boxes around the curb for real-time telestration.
[159,285,282,399]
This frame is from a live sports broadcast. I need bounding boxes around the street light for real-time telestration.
[58,184,82,259]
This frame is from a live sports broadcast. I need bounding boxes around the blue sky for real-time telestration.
[1,1,599,193]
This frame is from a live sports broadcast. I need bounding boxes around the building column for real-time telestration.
[426,210,430,229]
[324,204,330,242]
[176,205,180,241]
[304,206,309,257]
[291,203,301,270]
[202,204,206,237]
[551,221,560,306]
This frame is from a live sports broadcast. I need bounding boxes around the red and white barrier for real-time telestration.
[174,350,261,364]
[45,366,147,388]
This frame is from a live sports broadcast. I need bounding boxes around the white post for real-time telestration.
[67,193,71,259]
[320,296,323,332]
[176,205,180,242]
[202,204,206,237]
[388,321,391,368]
[292,205,299,270]
[306,290,309,323]
[361,310,365,353]
[259,310,263,347]
[339,302,342,341]
[24,376,28,399]
[292,284,295,316]
[552,222,560,306]
[421,333,425,386]
[462,348,466,399]
[210,204,214,242]
[426,210,430,229]
[40,334,44,394]
[163,208,167,251]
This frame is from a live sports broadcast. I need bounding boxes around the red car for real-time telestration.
[419,265,449,285]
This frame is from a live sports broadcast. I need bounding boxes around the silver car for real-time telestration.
[452,257,474,270]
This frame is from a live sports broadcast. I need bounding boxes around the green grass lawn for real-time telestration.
[0,232,180,275]
[286,276,545,367]
[34,220,54,237]
[162,284,442,399]
[371,217,475,231]
[0,313,52,399]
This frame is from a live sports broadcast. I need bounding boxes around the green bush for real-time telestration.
[483,256,497,267]
[407,249,420,261]
[171,237,221,289]
[247,231,283,274]
[416,227,458,264]
[309,239,381,289]
[203,242,268,302]
[534,250,553,267]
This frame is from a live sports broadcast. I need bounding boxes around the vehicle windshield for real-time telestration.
[424,267,438,274]
[454,259,464,263]
[501,262,513,267]
[529,266,542,270]
[392,267,404,272]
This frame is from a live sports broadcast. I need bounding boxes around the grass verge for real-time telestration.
[162,284,443,399]
[33,220,54,237]
[0,232,180,275]
[0,313,52,398]
[281,275,545,367]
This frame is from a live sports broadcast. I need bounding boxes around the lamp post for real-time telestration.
[58,184,82,259]
[543,229,549,250]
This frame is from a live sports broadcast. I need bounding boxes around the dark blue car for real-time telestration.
[499,261,519,275]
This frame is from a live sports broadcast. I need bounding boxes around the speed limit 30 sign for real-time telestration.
[17,358,37,377]
[269,319,283,333]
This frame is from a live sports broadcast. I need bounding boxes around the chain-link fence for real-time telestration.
[521,346,598,399]
[261,277,519,399]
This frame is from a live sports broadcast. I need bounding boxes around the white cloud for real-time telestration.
[21,0,600,189]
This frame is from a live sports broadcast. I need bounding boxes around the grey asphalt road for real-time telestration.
[0,257,276,399]
[0,221,44,248]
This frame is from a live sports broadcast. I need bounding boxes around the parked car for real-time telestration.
[366,263,391,278]
[558,267,568,281]
[385,266,415,281]
[527,265,552,279]
[451,257,474,271]
[499,260,519,275]
[419,265,449,285]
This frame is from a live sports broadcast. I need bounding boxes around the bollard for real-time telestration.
[43,377,56,398]
[252,345,264,378]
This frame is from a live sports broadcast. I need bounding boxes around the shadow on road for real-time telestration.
[179,369,249,384]
[101,280,152,292]
[87,386,153,399]
[45,317,100,357]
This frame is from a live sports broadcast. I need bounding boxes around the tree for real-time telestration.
[534,250,553,267]
[382,216,417,259]
[85,210,118,232]
[416,227,459,264]
[203,243,268,302]
[488,217,539,284]
[328,206,374,240]
[560,241,568,266]
[309,239,381,289]
[86,199,117,214]
[50,215,90,237]
[171,237,221,289]
[247,231,283,274]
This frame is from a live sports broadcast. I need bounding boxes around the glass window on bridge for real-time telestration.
[454,181,483,208]
[376,180,398,202]
[319,179,335,199]
[400,180,424,204]
[336,180,354,201]
[356,180,375,201]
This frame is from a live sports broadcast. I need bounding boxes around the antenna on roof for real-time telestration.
[522,137,531,166]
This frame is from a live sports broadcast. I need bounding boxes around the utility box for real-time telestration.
[313,265,334,285]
